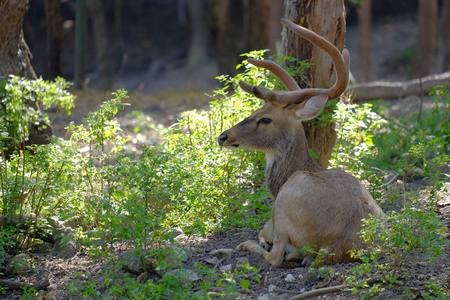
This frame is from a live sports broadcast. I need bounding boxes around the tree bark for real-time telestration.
[186,0,211,69]
[281,0,346,167]
[44,0,63,79]
[0,0,51,156]
[74,0,87,89]
[0,0,36,79]
[208,0,238,76]
[437,0,450,73]
[412,0,437,78]
[359,0,371,82]
[246,0,271,52]
[87,0,113,90]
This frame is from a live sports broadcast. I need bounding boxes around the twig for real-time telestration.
[417,76,423,122]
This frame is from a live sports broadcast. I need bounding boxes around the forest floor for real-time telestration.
[1,176,449,300]
[2,14,450,300]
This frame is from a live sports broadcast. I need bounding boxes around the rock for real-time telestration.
[210,248,235,259]
[164,269,200,282]
[119,250,143,275]
[165,244,191,263]
[5,253,32,275]
[257,294,273,300]
[236,257,250,266]
[219,264,232,273]
[284,274,296,282]
[48,218,77,258]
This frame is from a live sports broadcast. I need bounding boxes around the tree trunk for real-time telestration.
[0,0,36,79]
[44,0,63,79]
[87,0,113,90]
[209,0,281,76]
[208,0,238,76]
[281,0,346,167]
[412,0,437,78]
[246,0,271,52]
[74,0,87,89]
[359,0,371,82]
[186,0,211,69]
[0,0,51,156]
[269,0,284,54]
[437,0,450,73]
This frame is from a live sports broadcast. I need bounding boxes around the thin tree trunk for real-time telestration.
[246,0,271,52]
[44,0,63,79]
[186,0,211,69]
[87,0,113,90]
[359,0,371,82]
[412,0,437,78]
[208,0,238,76]
[269,0,284,54]
[437,0,450,73]
[74,0,87,89]
[0,0,36,79]
[282,0,346,167]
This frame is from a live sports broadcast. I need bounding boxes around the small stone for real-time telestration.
[210,248,235,258]
[236,257,250,266]
[268,284,276,293]
[284,274,296,282]
[189,271,200,281]
[219,264,232,273]
[257,294,272,300]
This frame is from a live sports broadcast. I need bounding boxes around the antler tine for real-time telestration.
[246,59,301,91]
[239,19,349,107]
[280,18,349,100]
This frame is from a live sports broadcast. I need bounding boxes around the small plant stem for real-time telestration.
[187,114,193,147]
[208,112,213,150]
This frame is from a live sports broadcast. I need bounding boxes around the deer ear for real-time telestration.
[295,94,328,121]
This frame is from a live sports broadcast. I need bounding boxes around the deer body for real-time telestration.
[218,19,383,267]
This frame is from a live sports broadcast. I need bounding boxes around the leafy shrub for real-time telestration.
[331,100,387,178]
[0,75,74,151]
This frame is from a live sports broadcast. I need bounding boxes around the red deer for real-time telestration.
[218,18,383,267]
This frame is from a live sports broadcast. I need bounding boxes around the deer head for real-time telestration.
[218,18,350,195]
[217,19,382,267]
[218,18,350,151]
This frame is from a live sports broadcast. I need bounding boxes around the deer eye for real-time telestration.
[259,118,272,125]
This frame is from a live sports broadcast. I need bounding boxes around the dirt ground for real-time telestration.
[2,14,450,300]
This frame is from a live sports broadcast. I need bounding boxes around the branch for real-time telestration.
[0,271,49,290]
[287,277,381,300]
[347,71,450,101]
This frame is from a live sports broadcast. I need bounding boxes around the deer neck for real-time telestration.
[265,126,324,197]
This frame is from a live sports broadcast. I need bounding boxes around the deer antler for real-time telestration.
[239,18,350,107]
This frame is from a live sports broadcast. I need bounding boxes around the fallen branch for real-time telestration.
[0,271,49,290]
[287,277,381,300]
[347,71,450,101]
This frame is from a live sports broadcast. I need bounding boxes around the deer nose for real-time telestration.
[218,133,228,146]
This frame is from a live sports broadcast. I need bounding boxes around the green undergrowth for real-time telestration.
[1,54,449,298]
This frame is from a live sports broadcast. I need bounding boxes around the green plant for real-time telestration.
[370,86,449,170]
[0,75,74,151]
[331,101,387,178]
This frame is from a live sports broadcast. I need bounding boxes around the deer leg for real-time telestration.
[265,236,287,267]
[237,240,270,258]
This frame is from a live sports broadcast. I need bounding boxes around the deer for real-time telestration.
[217,18,383,267]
